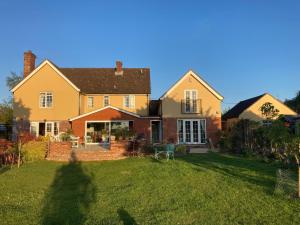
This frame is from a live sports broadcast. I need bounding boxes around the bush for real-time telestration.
[141,144,155,154]
[21,141,46,162]
[175,145,186,154]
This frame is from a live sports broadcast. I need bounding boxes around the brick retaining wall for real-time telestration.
[46,140,129,162]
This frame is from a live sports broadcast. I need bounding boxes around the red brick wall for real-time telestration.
[47,141,72,161]
[162,118,177,143]
[206,117,221,145]
[71,108,151,142]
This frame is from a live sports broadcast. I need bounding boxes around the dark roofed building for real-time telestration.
[222,93,298,130]
[222,94,265,120]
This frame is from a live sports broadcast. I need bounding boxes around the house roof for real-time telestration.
[11,60,151,95]
[59,67,150,94]
[222,94,266,120]
[69,106,141,121]
[160,70,223,101]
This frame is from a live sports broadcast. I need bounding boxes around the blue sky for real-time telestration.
[0,0,299,110]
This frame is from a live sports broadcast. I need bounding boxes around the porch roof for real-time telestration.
[69,106,141,121]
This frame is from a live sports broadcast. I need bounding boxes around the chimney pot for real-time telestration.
[24,50,36,78]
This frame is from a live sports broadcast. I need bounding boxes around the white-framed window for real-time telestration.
[104,95,109,107]
[30,122,39,137]
[45,122,60,136]
[184,90,197,113]
[87,96,94,108]
[39,92,53,108]
[124,95,135,109]
[177,119,206,144]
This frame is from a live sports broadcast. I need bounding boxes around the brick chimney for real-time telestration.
[115,61,123,75]
[24,50,36,78]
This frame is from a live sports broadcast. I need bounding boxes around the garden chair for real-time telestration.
[166,144,175,161]
[70,135,79,148]
[154,144,166,160]
[84,135,92,148]
[154,144,175,161]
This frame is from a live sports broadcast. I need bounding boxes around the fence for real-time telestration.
[274,169,298,198]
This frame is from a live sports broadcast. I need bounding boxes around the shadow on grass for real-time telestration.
[41,152,96,225]
[117,208,137,225]
[0,166,10,175]
[179,152,277,194]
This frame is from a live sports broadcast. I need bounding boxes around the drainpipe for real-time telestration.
[78,93,81,115]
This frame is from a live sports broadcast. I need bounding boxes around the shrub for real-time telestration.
[21,141,46,162]
[37,135,51,142]
[142,144,155,154]
[175,145,186,154]
[60,132,72,142]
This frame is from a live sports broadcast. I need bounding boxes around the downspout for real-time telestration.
[160,99,163,143]
[78,93,81,115]
[147,94,149,116]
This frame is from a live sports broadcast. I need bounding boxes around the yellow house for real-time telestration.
[223,93,297,128]
[159,70,223,144]
[11,51,224,146]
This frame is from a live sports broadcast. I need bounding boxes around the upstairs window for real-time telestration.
[124,95,135,109]
[184,90,197,113]
[104,96,109,107]
[87,96,94,108]
[40,92,53,108]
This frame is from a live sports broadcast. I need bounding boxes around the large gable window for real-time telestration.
[39,92,53,108]
[184,90,197,113]
[124,95,135,109]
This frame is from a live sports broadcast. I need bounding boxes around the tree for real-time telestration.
[260,102,279,120]
[0,100,13,125]
[285,91,300,114]
[6,72,22,90]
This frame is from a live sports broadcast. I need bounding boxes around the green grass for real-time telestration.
[0,153,299,225]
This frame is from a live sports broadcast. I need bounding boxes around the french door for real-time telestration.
[177,119,206,144]
[30,122,59,137]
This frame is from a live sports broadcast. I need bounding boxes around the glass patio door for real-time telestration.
[178,119,206,144]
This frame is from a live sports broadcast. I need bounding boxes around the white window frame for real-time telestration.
[184,90,198,113]
[177,119,206,144]
[84,120,134,145]
[150,120,162,144]
[123,95,135,109]
[87,96,94,108]
[103,95,110,107]
[39,92,53,108]
[30,122,39,137]
[45,122,60,136]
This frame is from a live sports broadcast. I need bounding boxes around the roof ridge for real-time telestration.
[59,67,150,70]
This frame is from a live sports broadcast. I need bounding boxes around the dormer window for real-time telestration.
[39,92,52,108]
[87,96,94,108]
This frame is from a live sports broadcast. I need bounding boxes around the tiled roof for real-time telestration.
[59,68,150,94]
[222,94,265,120]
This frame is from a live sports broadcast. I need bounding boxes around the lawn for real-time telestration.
[0,153,299,225]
